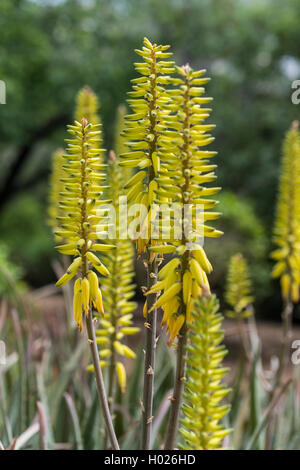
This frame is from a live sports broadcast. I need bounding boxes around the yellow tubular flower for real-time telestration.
[94,151,139,391]
[147,64,221,344]
[48,148,64,236]
[179,295,231,450]
[121,37,175,255]
[225,253,254,319]
[55,118,110,330]
[271,121,300,304]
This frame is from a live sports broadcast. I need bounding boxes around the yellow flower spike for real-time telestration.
[179,295,231,450]
[271,121,300,304]
[225,253,254,319]
[75,86,101,129]
[90,148,138,402]
[148,64,220,346]
[122,38,175,253]
[116,362,126,393]
[54,118,109,331]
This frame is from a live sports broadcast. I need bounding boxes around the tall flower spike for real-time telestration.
[148,64,222,344]
[75,86,101,128]
[93,151,139,393]
[120,37,175,255]
[48,148,64,237]
[271,121,300,303]
[55,118,111,330]
[225,253,254,319]
[179,295,231,450]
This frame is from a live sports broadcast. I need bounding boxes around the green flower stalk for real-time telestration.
[225,253,254,320]
[121,37,175,449]
[225,253,253,361]
[146,64,221,448]
[179,295,231,450]
[54,117,119,450]
[94,151,139,397]
[270,121,300,391]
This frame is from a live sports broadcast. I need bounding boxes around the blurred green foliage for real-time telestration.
[0,193,54,285]
[1,0,300,318]
[206,191,270,310]
[0,243,26,301]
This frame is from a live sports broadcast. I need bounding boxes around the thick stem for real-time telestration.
[86,312,119,450]
[164,324,187,449]
[141,256,158,449]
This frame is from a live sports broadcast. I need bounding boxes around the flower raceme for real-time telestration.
[179,295,231,450]
[55,118,112,330]
[93,152,139,393]
[146,64,222,343]
[75,86,101,129]
[271,121,300,303]
[48,87,101,240]
[225,253,254,319]
[120,37,175,255]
